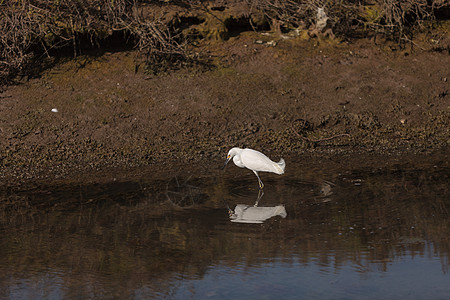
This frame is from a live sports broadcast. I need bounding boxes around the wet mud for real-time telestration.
[0,33,449,185]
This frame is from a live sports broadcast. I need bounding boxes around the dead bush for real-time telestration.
[246,0,360,35]
[0,1,39,86]
[247,0,448,39]
[0,0,448,86]
[364,0,448,41]
[0,0,191,86]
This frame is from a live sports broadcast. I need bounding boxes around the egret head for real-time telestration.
[222,147,240,170]
[228,211,237,220]
[227,207,236,219]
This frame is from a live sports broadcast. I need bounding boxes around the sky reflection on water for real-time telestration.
[171,253,449,300]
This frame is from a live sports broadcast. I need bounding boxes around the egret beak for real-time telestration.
[222,155,231,170]
[222,198,234,218]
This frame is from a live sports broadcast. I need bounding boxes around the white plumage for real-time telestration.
[229,204,287,223]
[223,147,285,189]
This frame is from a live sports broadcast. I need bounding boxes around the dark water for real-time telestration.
[0,155,449,299]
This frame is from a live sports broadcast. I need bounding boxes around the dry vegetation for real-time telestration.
[0,0,448,86]
[249,0,448,35]
[0,0,188,86]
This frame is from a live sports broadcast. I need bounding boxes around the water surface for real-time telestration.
[1,154,449,299]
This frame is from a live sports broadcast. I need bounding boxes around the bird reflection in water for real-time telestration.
[226,190,287,224]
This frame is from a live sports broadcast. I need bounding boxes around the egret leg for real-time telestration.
[253,171,264,189]
[254,189,264,207]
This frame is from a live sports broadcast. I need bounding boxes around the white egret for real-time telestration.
[222,147,285,189]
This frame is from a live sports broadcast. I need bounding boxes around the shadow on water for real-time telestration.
[0,154,449,299]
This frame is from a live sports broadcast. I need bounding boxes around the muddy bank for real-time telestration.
[0,33,449,185]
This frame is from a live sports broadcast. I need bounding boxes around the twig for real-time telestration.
[400,35,426,51]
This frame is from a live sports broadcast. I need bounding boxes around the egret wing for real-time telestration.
[240,149,278,173]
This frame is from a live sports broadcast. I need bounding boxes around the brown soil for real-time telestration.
[0,30,449,186]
